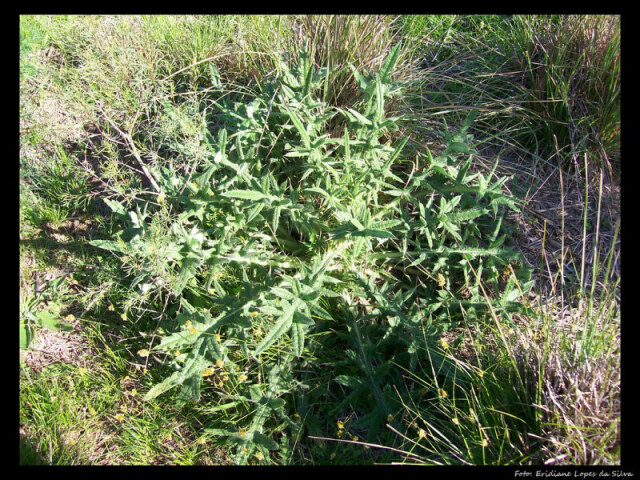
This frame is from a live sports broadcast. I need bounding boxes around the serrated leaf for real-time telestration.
[222,190,269,201]
[252,432,279,451]
[254,299,301,356]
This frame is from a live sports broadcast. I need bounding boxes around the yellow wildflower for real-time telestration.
[88,407,96,415]
[437,273,446,288]
[188,327,198,334]
[481,438,489,448]
[189,193,194,197]
[185,320,192,327]
[216,359,224,368]
[120,405,128,413]
[115,413,125,422]
[437,388,448,399]
[293,413,301,422]
[337,429,344,438]
[202,367,215,377]
[251,311,258,317]
[196,437,207,445]
[255,451,264,461]
[215,334,221,342]
[336,420,344,429]
[351,436,359,442]
[108,304,115,312]
[65,314,76,321]
[239,428,246,436]
[452,417,460,426]
[121,313,127,321]
[130,389,138,396]
[438,338,450,350]
[418,428,427,439]
[237,374,248,383]
[137,349,150,357]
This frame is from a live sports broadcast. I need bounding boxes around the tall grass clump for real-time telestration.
[504,15,620,175]
[291,15,416,110]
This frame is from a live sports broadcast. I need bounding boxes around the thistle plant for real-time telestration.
[90,42,531,464]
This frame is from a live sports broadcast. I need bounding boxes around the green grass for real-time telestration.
[20,14,620,466]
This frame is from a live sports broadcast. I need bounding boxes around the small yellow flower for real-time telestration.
[157,193,166,204]
[208,192,214,197]
[336,420,344,429]
[215,334,221,342]
[88,407,96,415]
[196,437,207,445]
[188,327,198,334]
[202,367,215,377]
[242,447,248,454]
[255,451,264,461]
[477,369,484,379]
[121,313,127,321]
[120,405,128,413]
[293,413,301,422]
[452,417,460,426]
[108,305,115,312]
[387,414,393,422]
[185,320,192,327]
[437,273,446,288]
[337,429,344,438]
[216,359,224,368]
[351,436,359,442]
[189,193,194,197]
[192,182,198,188]
[437,388,448,399]
[237,374,248,383]
[65,314,76,321]
[418,428,427,439]
[174,350,181,357]
[438,338,450,350]
[251,311,258,317]
[130,388,138,396]
[115,413,125,422]
[239,428,246,436]
[137,349,150,357]
[481,438,489,448]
